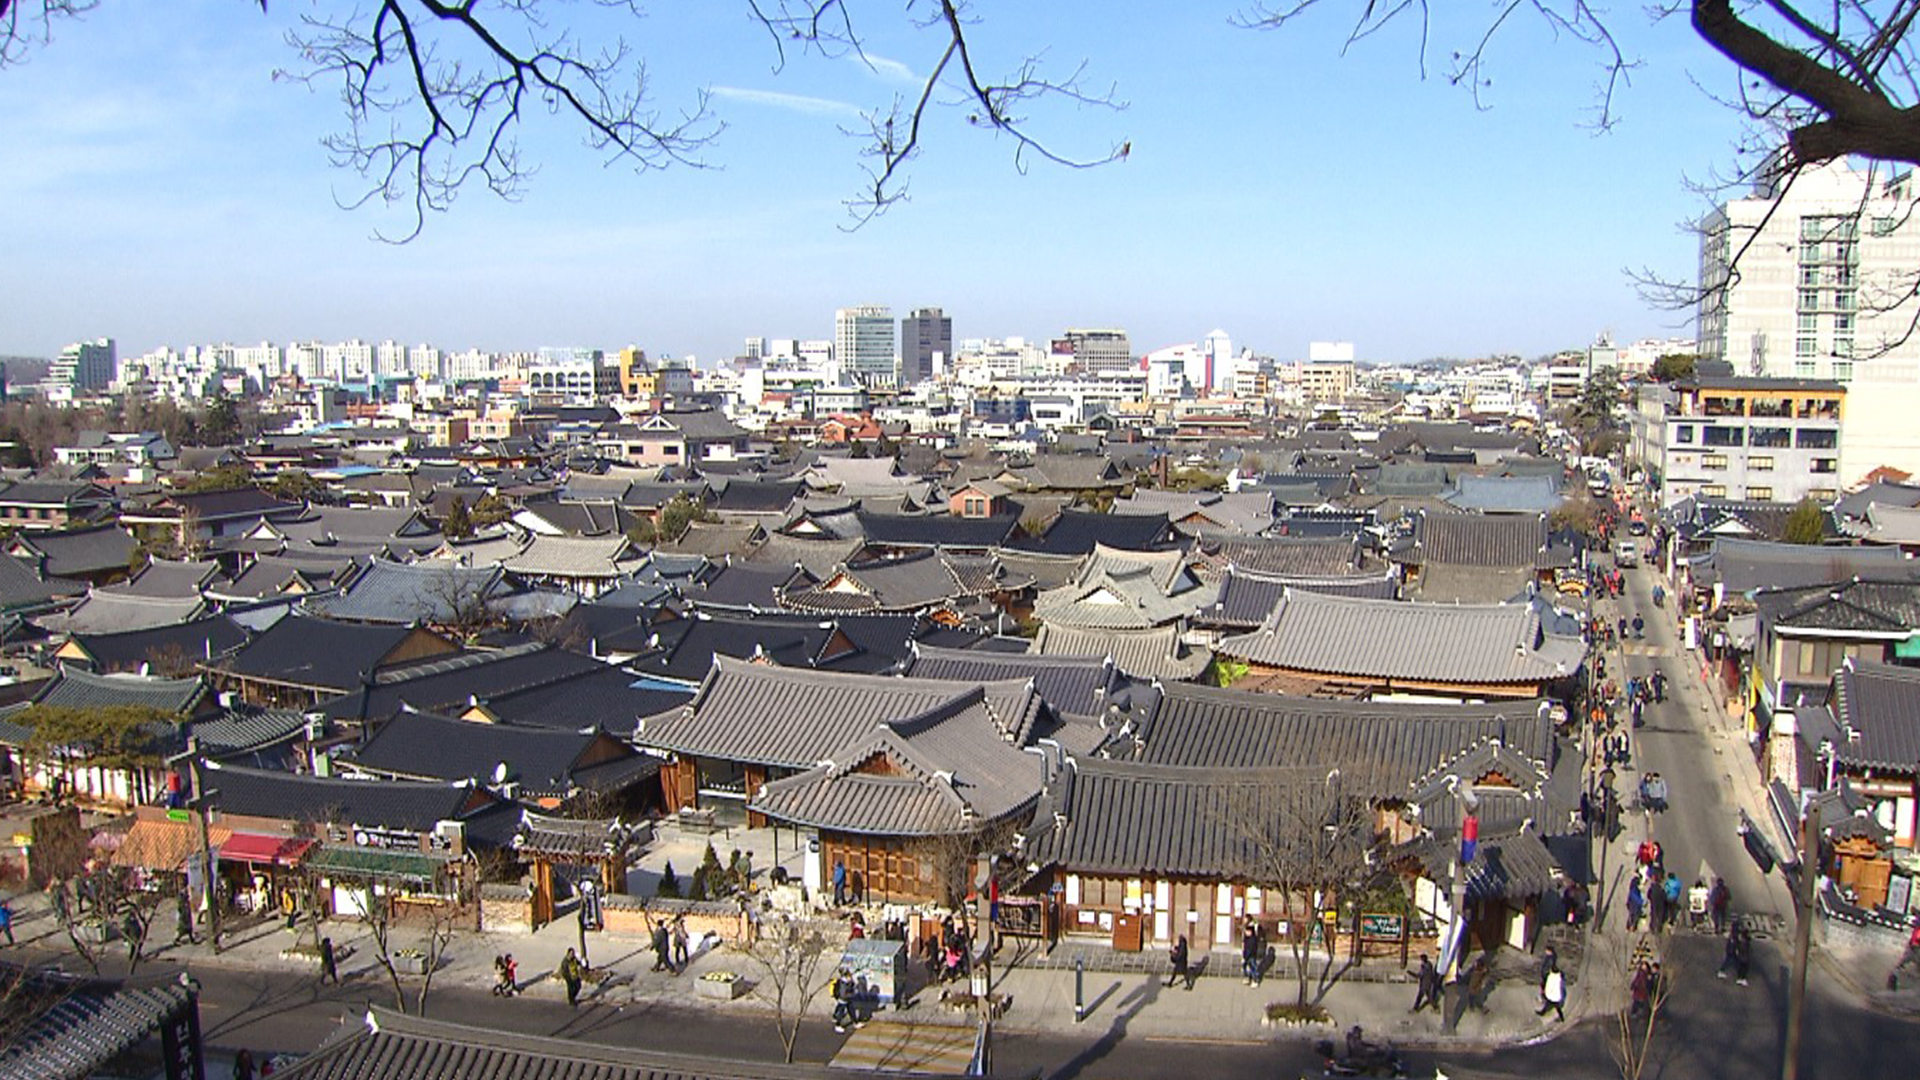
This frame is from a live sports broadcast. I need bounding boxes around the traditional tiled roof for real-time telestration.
[473,664,690,736]
[1754,578,1920,636]
[742,533,865,577]
[312,559,510,624]
[1031,544,1212,631]
[630,611,921,683]
[515,499,636,537]
[513,810,641,859]
[9,524,139,578]
[64,614,250,673]
[0,552,60,611]
[0,971,196,1080]
[207,552,360,601]
[1828,659,1920,774]
[1443,474,1564,514]
[1400,511,1571,570]
[1014,509,1171,556]
[496,534,640,579]
[108,557,219,599]
[348,708,639,796]
[1396,826,1559,903]
[1030,624,1211,682]
[275,1007,888,1080]
[855,510,1021,550]
[777,549,1025,616]
[1128,683,1554,789]
[709,479,803,515]
[1194,533,1368,578]
[1215,589,1585,686]
[36,591,205,635]
[216,614,451,693]
[36,667,208,714]
[192,706,309,755]
[1199,568,1399,630]
[682,560,809,611]
[657,520,764,558]
[319,643,607,723]
[1020,758,1332,879]
[1111,490,1275,536]
[1694,537,1914,594]
[753,692,1049,835]
[197,759,493,834]
[635,657,1045,771]
[906,643,1147,720]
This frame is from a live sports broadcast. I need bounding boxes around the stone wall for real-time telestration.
[479,884,531,934]
[603,894,744,944]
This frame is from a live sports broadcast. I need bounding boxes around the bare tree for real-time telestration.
[740,914,834,1064]
[1611,945,1682,1080]
[362,886,462,1016]
[1222,767,1386,1009]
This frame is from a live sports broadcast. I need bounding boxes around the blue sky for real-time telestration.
[2,2,1747,365]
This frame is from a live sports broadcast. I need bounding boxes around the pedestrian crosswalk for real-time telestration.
[831,1020,977,1074]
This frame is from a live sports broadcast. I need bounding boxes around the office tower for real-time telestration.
[900,307,952,385]
[835,304,896,383]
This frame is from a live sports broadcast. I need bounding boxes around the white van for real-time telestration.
[1614,539,1639,568]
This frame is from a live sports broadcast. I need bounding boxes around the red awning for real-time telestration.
[220,833,316,867]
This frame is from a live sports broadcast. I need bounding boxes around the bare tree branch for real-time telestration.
[0,0,97,68]
[280,0,721,242]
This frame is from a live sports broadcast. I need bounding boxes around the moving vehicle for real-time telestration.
[1614,539,1639,568]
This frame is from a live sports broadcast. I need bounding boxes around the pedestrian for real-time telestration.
[1717,925,1743,980]
[1647,877,1667,932]
[1625,876,1645,932]
[175,888,195,946]
[493,954,511,995]
[832,968,857,1032]
[1241,919,1263,986]
[1630,961,1653,1019]
[1411,954,1440,1013]
[1653,671,1667,703]
[1167,934,1189,989]
[1536,951,1566,1022]
[1632,614,1645,639]
[672,915,690,972]
[319,936,339,985]
[1731,924,1752,984]
[650,918,672,972]
[1464,955,1494,1013]
[559,947,584,1007]
[233,1049,255,1080]
[1662,872,1683,930]
[503,953,518,995]
[832,859,848,907]
[1709,878,1731,934]
[0,896,13,946]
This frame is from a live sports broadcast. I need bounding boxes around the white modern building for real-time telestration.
[835,304,896,385]
[1699,156,1920,381]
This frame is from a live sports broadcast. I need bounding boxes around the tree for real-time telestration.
[1649,353,1698,383]
[442,496,474,540]
[470,492,511,527]
[18,704,177,775]
[1222,767,1385,1010]
[740,914,834,1064]
[270,469,325,505]
[1579,367,1624,428]
[1783,497,1828,544]
[201,394,242,446]
[172,466,255,495]
[364,886,463,1016]
[653,493,715,545]
[1611,948,1681,1080]
[0,1,1122,237]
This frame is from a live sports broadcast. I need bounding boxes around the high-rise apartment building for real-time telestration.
[835,305,896,384]
[51,338,116,392]
[900,307,952,385]
[1699,156,1920,382]
[1058,328,1133,373]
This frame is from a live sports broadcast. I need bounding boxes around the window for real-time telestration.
[1836,291,1855,311]
[1834,360,1854,382]
[1749,456,1774,471]
[1799,289,1820,311]
[1795,360,1817,377]
[1800,241,1821,262]
[1800,266,1822,286]
[1797,642,1817,676]
[1798,313,1818,332]
[1672,424,1695,444]
[1702,425,1745,447]
[1747,486,1773,500]
[1702,453,1729,470]
[1702,484,1728,498]
[1796,428,1838,449]
[1812,458,1838,474]
[1797,337,1817,357]
[1834,337,1855,358]
[1874,216,1899,236]
[1751,427,1791,448]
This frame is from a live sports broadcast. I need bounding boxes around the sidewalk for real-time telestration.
[0,884,1588,1053]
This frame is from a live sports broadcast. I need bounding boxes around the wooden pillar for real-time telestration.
[744,765,767,829]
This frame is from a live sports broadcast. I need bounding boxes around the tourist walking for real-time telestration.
[319,937,339,985]
[1410,954,1441,1013]
[650,918,672,972]
[1167,934,1189,990]
[672,915,690,972]
[1536,949,1566,1022]
[1708,878,1731,934]
[559,947,584,1007]
[1626,876,1645,932]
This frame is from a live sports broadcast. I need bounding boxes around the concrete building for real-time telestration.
[1699,156,1920,381]
[1058,328,1133,374]
[1298,342,1357,405]
[1636,375,1844,505]
[900,307,952,386]
[835,304,896,385]
[51,338,116,394]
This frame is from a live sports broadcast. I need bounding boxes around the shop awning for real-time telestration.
[307,845,455,884]
[220,833,316,867]
[111,818,231,872]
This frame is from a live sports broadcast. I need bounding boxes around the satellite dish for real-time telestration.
[492,761,509,785]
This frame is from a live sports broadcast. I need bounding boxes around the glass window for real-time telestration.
[1834,360,1853,382]
[1798,313,1818,332]
[1795,360,1816,377]
[1702,484,1728,498]
[1702,454,1729,470]
[1800,242,1821,262]
[1798,289,1819,310]
[1837,290,1855,311]
[1702,426,1745,447]
[1874,216,1898,236]
[1747,486,1773,501]
[1812,458,1838,474]
[1834,337,1854,358]
[1797,337,1817,357]
[1750,456,1774,471]
[1751,427,1792,448]
[1796,428,1838,449]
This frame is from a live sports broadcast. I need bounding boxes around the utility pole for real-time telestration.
[969,856,995,1077]
[1782,801,1820,1080]
[186,740,222,955]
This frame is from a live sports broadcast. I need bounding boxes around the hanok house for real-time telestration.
[120,486,306,547]
[1388,511,1576,605]
[1213,588,1586,701]
[1793,658,1920,850]
[1033,683,1559,957]
[0,667,216,807]
[207,613,459,708]
[1028,544,1215,681]
[193,760,517,922]
[776,548,1032,628]
[634,658,1058,904]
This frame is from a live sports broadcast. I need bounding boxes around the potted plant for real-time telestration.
[696,969,745,1000]
[393,947,429,975]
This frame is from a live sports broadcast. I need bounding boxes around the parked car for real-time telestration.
[1614,539,1639,568]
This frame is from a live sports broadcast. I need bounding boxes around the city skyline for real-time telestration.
[4,4,1747,365]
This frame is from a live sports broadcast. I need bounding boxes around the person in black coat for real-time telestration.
[1166,935,1190,990]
